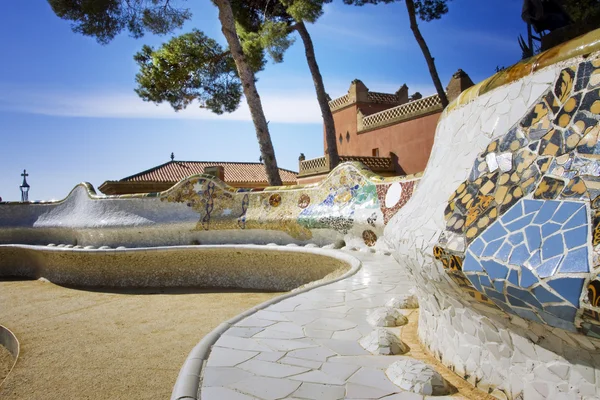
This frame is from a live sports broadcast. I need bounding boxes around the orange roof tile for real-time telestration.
[119,161,298,185]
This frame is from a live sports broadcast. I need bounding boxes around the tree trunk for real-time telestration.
[214,0,283,186]
[405,0,449,108]
[295,21,340,171]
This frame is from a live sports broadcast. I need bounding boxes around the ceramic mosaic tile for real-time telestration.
[159,162,419,244]
[435,57,600,336]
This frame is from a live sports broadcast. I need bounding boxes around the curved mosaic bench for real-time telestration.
[386,29,600,398]
[0,162,419,250]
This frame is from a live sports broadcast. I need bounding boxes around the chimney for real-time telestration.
[395,84,409,104]
[446,69,475,102]
[348,79,369,103]
[204,165,225,182]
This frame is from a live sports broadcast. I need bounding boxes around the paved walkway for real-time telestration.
[196,250,458,400]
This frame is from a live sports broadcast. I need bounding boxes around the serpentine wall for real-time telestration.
[385,29,600,399]
[0,162,419,250]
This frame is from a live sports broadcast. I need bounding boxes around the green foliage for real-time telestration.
[236,19,295,65]
[280,0,332,23]
[342,0,449,21]
[259,20,296,62]
[47,0,191,44]
[562,0,600,24]
[133,30,242,114]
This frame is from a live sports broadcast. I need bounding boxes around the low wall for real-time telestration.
[0,245,352,290]
[0,325,19,388]
[385,29,600,398]
[0,163,418,250]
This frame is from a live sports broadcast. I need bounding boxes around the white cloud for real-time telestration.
[0,78,438,124]
[0,84,323,124]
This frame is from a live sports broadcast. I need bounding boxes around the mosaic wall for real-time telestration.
[160,162,419,247]
[433,58,600,338]
[0,162,419,249]
[385,30,600,398]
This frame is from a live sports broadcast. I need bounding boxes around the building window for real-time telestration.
[372,148,380,157]
[346,132,350,142]
[339,134,343,144]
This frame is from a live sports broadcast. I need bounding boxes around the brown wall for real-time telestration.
[326,105,441,175]
[325,102,400,155]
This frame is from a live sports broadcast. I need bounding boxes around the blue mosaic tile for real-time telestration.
[508,295,529,308]
[533,201,560,224]
[533,286,563,303]
[503,202,524,222]
[469,237,486,257]
[525,226,542,252]
[505,213,535,232]
[559,247,589,273]
[508,232,524,245]
[541,222,562,238]
[544,305,578,322]
[563,206,587,230]
[507,286,543,308]
[496,242,513,262]
[527,250,543,268]
[485,287,507,303]
[564,225,588,249]
[482,238,504,258]
[539,310,578,332]
[476,277,490,290]
[481,223,509,242]
[542,234,564,260]
[513,308,543,324]
[520,267,538,288]
[508,269,519,285]
[463,252,484,272]
[510,244,530,265]
[548,277,585,307]
[523,199,544,214]
[469,274,484,292]
[536,255,563,278]
[494,280,505,293]
[552,202,584,224]
[482,260,509,280]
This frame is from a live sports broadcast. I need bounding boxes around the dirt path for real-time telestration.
[0,280,282,400]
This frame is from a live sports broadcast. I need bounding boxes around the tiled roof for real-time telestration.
[119,161,297,184]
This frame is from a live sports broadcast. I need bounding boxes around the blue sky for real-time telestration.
[0,0,525,201]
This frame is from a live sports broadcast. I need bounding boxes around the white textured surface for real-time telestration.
[383,54,600,399]
[367,307,409,327]
[386,359,453,396]
[197,251,427,399]
[359,328,409,355]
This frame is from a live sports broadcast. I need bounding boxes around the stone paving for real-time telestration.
[197,250,460,400]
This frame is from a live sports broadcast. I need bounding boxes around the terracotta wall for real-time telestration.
[324,102,404,155]
[327,104,441,175]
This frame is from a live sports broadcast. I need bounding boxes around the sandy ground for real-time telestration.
[0,279,282,400]
[401,309,495,400]
[0,344,12,384]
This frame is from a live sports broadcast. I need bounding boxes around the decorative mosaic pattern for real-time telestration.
[435,57,600,336]
[160,162,419,245]
[376,180,416,224]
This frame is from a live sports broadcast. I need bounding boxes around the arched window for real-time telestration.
[339,134,343,144]
[346,131,350,142]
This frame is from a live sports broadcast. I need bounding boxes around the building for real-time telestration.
[297,69,474,184]
[98,160,298,195]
